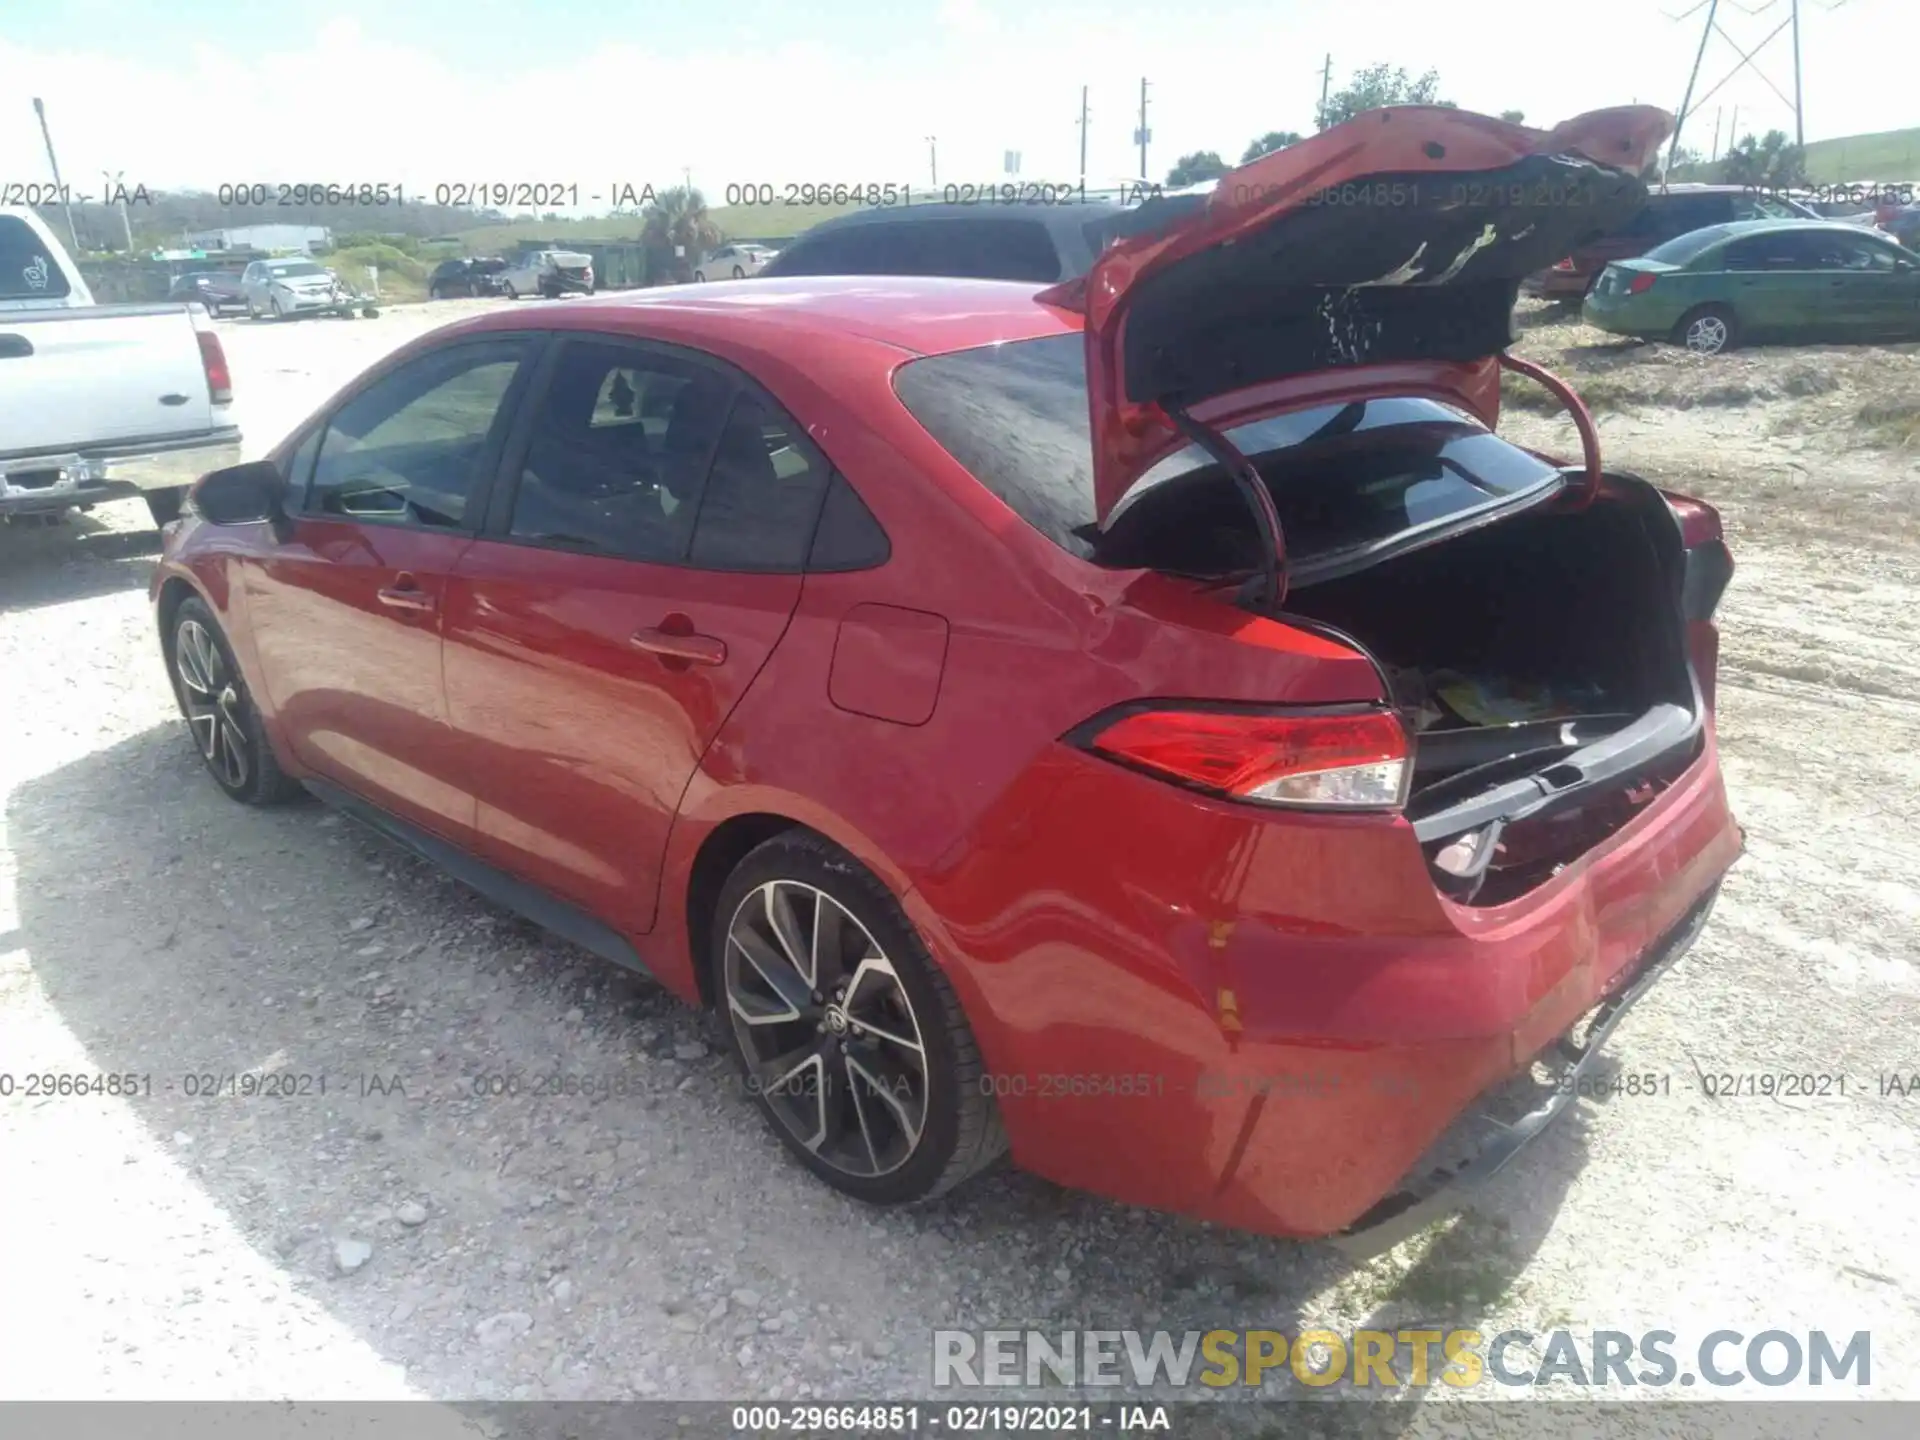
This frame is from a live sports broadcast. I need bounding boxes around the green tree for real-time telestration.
[640,186,720,284]
[1241,130,1304,163]
[1166,151,1229,187]
[1315,63,1450,131]
[1499,109,1526,124]
[1718,130,1809,188]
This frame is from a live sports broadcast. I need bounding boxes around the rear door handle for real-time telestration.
[631,625,726,666]
[377,574,436,613]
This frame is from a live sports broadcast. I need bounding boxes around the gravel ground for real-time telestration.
[2,298,1917,1414]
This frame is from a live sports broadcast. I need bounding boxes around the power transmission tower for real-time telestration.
[1664,0,1808,183]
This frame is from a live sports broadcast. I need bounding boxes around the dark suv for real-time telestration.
[427,257,508,299]
[1525,184,1819,299]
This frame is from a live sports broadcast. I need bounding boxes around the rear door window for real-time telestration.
[0,215,72,300]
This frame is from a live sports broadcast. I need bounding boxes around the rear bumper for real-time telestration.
[0,426,242,511]
[1329,880,1720,1256]
[936,730,1742,1241]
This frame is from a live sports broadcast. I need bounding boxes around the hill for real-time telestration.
[1802,127,1920,182]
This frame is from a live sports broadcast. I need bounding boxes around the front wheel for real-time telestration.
[1676,304,1738,355]
[165,598,302,805]
[503,282,519,299]
[713,832,1007,1206]
[732,265,746,279]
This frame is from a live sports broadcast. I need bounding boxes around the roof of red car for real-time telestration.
[460,276,1081,357]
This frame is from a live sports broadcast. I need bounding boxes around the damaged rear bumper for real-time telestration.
[1328,879,1723,1258]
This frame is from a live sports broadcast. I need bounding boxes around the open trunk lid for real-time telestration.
[1036,104,1673,522]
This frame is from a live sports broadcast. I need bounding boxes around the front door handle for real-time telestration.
[631,624,726,666]
[377,574,435,613]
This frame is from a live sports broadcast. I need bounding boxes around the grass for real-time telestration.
[1858,397,1920,449]
[1802,127,1920,183]
[323,241,431,303]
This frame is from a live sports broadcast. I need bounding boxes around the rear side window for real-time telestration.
[894,334,1560,570]
[0,215,72,300]
[686,392,833,571]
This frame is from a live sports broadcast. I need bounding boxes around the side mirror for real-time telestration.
[190,459,287,528]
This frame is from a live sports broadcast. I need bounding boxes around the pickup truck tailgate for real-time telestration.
[0,306,215,455]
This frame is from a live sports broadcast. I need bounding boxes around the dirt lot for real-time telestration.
[1,297,1917,1415]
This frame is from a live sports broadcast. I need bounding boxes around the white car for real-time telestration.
[241,257,344,320]
[497,250,595,298]
[693,243,778,281]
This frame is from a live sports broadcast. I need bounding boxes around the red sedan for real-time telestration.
[150,103,1742,1252]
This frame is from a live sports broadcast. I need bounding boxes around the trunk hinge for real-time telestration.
[1159,403,1288,610]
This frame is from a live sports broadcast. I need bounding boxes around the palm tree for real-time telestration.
[641,187,722,284]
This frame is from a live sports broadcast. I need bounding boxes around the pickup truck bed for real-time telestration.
[1,208,242,525]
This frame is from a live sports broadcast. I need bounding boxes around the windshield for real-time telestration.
[893,334,1561,571]
[269,261,326,278]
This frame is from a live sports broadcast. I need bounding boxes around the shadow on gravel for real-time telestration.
[0,512,160,614]
[13,724,1592,1411]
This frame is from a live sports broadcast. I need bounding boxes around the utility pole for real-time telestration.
[102,170,133,251]
[1664,0,1719,187]
[1077,86,1090,190]
[1790,0,1804,149]
[30,98,81,254]
[1710,107,1723,164]
[1133,79,1150,184]
[1729,104,1739,157]
[1318,54,1333,130]
[925,136,938,190]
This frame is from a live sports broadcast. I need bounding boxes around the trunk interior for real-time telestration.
[1278,488,1703,903]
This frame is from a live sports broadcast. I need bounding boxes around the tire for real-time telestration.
[164,598,302,806]
[145,487,186,527]
[711,831,1007,1207]
[246,296,261,320]
[504,282,519,299]
[693,270,707,283]
[429,284,443,300]
[1675,304,1737,355]
[270,295,286,321]
[732,265,745,279]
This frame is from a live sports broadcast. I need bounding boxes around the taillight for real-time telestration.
[196,330,232,405]
[1627,272,1658,294]
[1553,257,1577,272]
[1078,707,1409,810]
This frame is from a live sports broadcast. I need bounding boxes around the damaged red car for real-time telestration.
[151,102,1742,1251]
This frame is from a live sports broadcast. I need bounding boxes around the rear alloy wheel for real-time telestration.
[713,833,1006,1206]
[732,265,746,279]
[166,598,302,805]
[1676,305,1737,356]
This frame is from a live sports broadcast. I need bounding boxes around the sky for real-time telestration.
[2,0,1915,211]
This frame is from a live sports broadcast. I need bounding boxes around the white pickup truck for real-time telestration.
[1,206,242,527]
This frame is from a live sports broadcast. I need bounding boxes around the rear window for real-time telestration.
[765,218,1062,282]
[1642,228,1730,266]
[893,334,1561,569]
[0,215,73,300]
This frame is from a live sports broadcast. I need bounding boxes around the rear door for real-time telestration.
[1823,232,1920,337]
[245,335,541,843]
[442,335,835,934]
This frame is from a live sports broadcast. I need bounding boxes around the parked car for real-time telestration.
[1584,219,1920,354]
[692,243,779,282]
[758,202,1129,283]
[168,270,248,315]
[428,257,509,299]
[0,206,240,528]
[241,257,368,320]
[1524,184,1820,300]
[1884,203,1920,251]
[149,102,1741,1253]
[498,250,595,298]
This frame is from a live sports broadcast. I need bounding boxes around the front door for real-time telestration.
[245,336,540,844]
[442,336,836,935]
